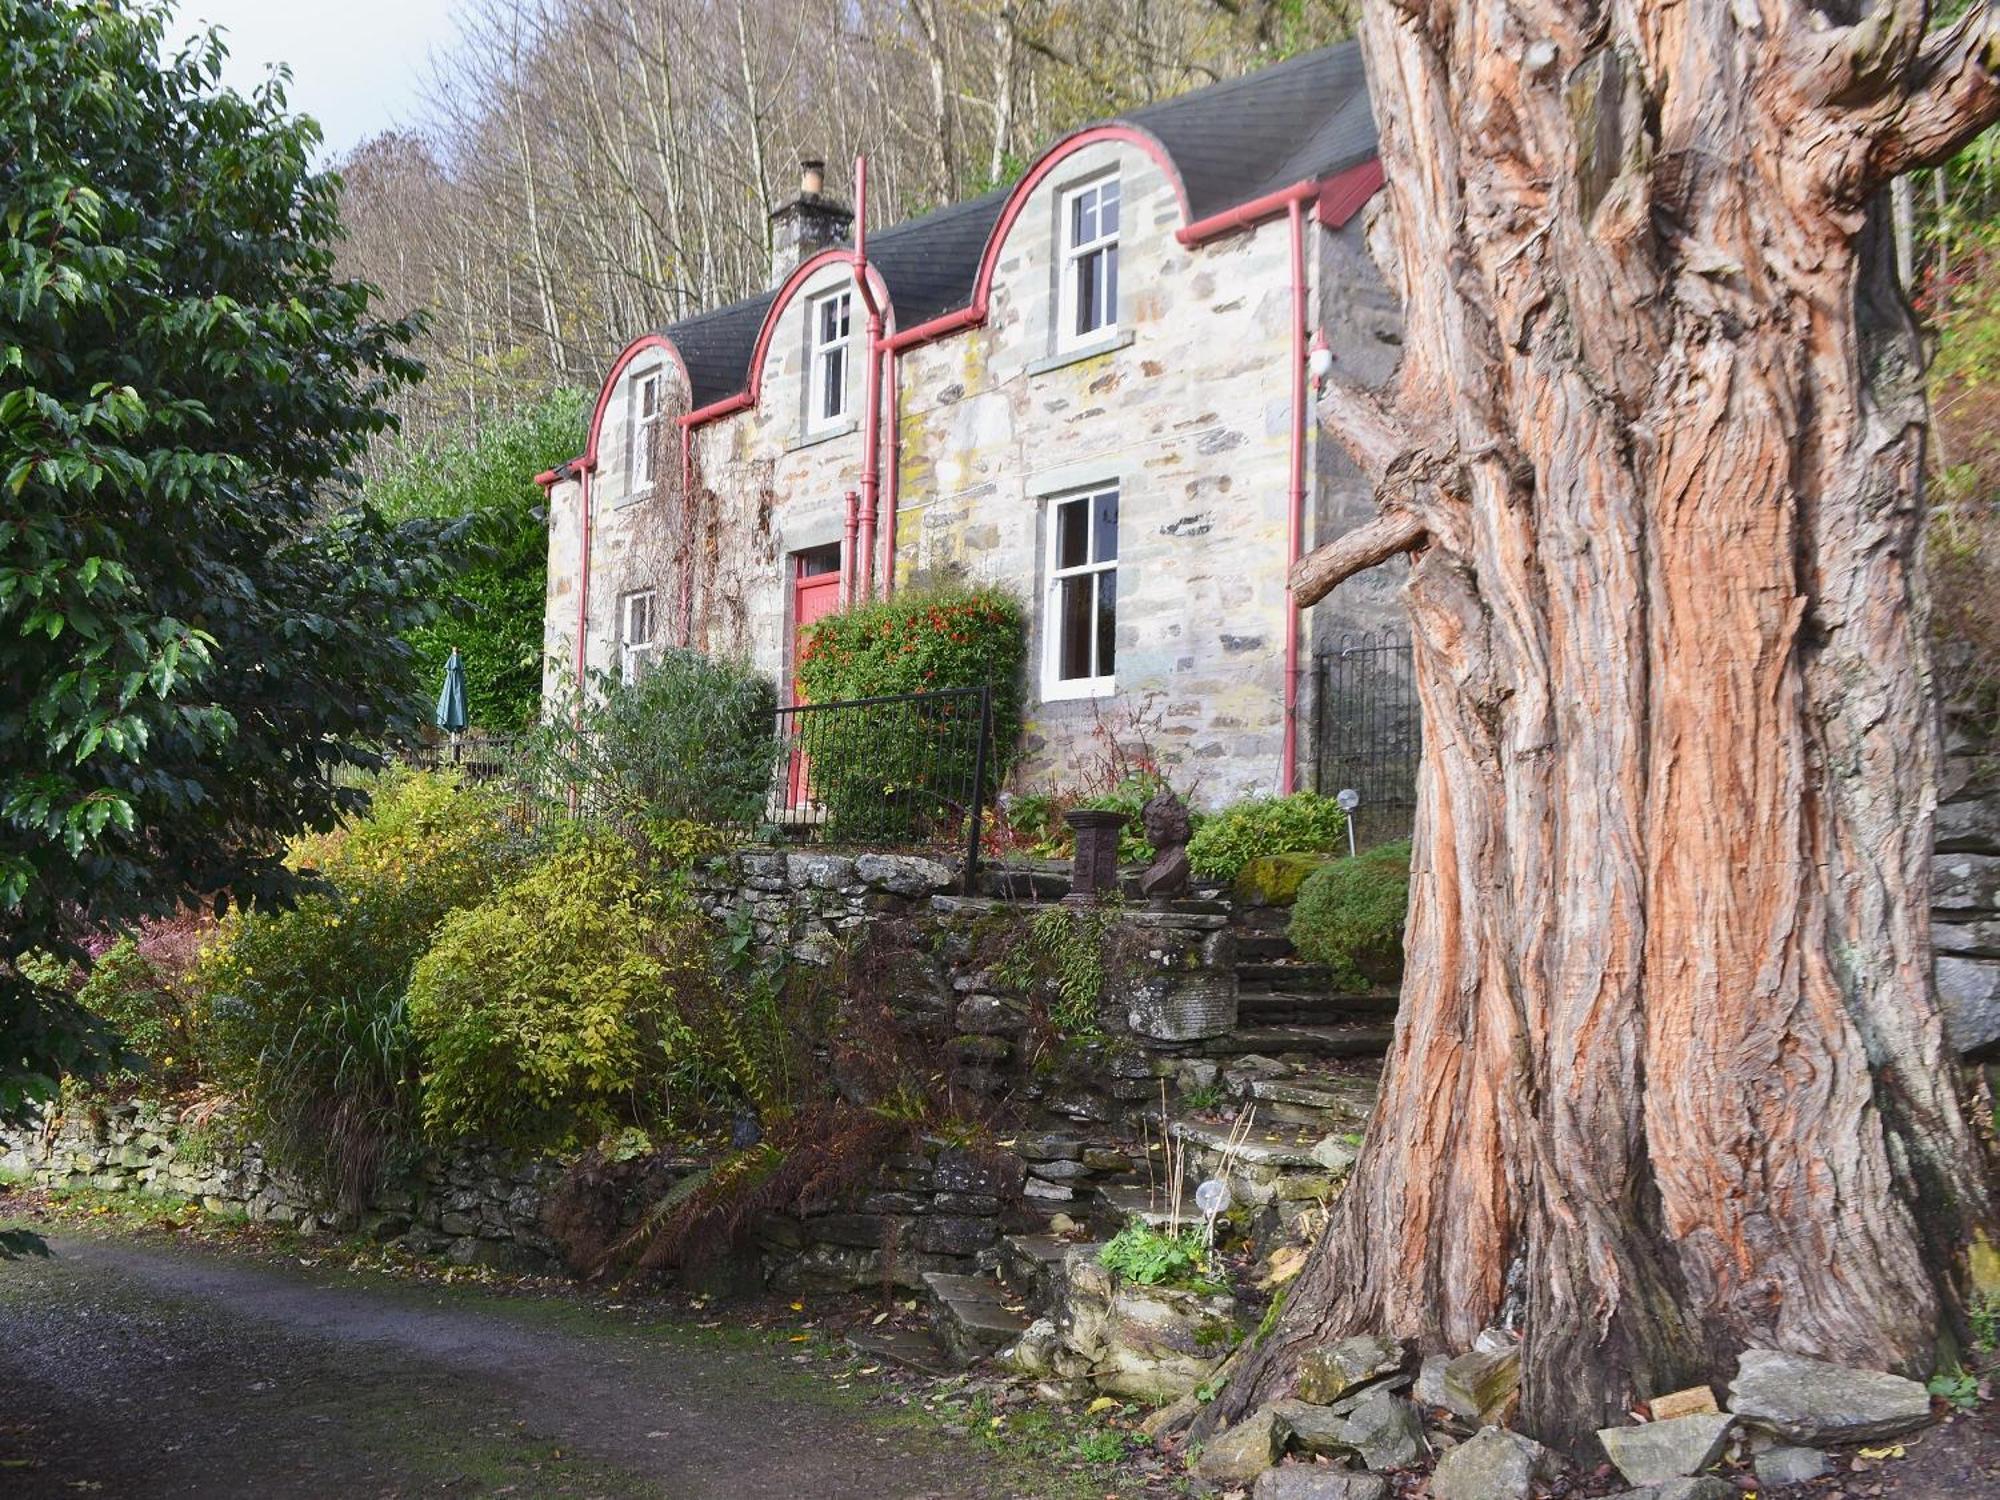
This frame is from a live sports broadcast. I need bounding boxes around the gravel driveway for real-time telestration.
[0,1233,1081,1498]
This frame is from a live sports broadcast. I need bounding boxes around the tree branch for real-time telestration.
[1868,2,2000,182]
[1291,509,1427,607]
[1316,372,1415,482]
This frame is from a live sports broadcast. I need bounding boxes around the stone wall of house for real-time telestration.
[891,141,1305,803]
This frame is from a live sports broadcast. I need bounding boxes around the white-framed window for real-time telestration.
[1042,483,1118,699]
[619,589,656,685]
[807,288,852,431]
[1058,175,1119,348]
[629,368,663,494]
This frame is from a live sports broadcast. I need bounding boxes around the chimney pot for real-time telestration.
[800,158,825,196]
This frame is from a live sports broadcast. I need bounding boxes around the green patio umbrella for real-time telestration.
[436,647,468,762]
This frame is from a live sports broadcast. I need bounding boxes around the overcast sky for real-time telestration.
[169,0,466,159]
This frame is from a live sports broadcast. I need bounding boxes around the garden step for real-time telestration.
[921,1271,1032,1368]
[1092,1182,1201,1230]
[1233,961,1338,987]
[1232,933,1298,963]
[1205,1023,1395,1059]
[1169,1116,1322,1170]
[1236,992,1399,1026]
[845,1322,957,1377]
[999,1232,1096,1312]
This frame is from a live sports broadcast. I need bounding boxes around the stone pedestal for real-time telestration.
[1063,809,1127,904]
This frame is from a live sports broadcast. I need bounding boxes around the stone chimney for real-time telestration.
[768,157,853,288]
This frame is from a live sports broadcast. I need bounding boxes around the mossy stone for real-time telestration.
[1233,853,1330,907]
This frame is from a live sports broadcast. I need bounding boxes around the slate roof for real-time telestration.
[653,40,1376,412]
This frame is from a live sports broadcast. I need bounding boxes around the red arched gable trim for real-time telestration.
[584,333,691,468]
[742,250,894,410]
[884,124,1186,352]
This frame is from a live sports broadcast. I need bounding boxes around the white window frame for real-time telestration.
[806,288,852,432]
[619,589,657,685]
[1057,175,1120,350]
[628,368,663,496]
[1040,483,1118,701]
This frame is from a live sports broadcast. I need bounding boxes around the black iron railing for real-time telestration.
[1313,632,1419,843]
[397,687,998,887]
[771,684,995,887]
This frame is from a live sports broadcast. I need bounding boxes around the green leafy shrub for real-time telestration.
[369,389,587,730]
[794,586,1025,842]
[406,832,708,1153]
[73,928,205,1095]
[1098,1221,1220,1292]
[1185,792,1347,884]
[197,772,535,1201]
[1004,772,1172,866]
[533,651,779,843]
[1287,840,1412,991]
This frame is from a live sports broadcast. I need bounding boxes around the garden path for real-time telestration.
[0,1233,1086,1498]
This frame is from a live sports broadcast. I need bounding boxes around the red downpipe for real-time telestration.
[1280,197,1308,796]
[841,489,860,603]
[878,344,899,597]
[572,458,598,718]
[851,154,884,601]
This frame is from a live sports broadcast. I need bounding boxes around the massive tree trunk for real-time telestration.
[1210,0,2000,1455]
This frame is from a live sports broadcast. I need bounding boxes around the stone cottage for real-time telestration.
[537,42,1402,805]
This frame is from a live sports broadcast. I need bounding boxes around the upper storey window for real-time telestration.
[808,289,852,432]
[1059,176,1120,348]
[629,368,663,495]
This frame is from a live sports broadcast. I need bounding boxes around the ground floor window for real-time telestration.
[619,589,656,684]
[1042,483,1117,699]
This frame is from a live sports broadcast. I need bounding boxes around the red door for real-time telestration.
[787,546,843,807]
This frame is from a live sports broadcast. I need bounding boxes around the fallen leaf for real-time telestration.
[1858,1445,1906,1460]
[1087,1396,1119,1415]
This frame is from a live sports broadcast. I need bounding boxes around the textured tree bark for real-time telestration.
[1204,0,2000,1456]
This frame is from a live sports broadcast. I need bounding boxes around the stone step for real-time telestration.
[1169,1116,1324,1170]
[1233,960,1337,986]
[1091,1181,1219,1231]
[921,1270,1033,1368]
[845,1322,957,1377]
[1202,1023,1395,1059]
[1237,992,1399,1025]
[999,1232,1100,1312]
[1231,933,1297,962]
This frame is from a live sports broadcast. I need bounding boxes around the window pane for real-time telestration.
[1076,250,1099,336]
[1071,191,1095,246]
[1100,178,1119,234]
[1056,497,1088,570]
[1058,575,1093,680]
[1102,245,1118,327]
[1095,570,1116,679]
[640,376,658,418]
[823,348,845,418]
[1092,489,1118,562]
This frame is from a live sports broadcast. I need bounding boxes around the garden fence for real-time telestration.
[399,685,998,888]
[1313,632,1420,846]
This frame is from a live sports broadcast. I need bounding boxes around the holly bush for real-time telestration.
[793,586,1025,843]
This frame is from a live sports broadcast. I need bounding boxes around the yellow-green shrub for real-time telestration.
[407,832,707,1153]
[196,771,535,1199]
